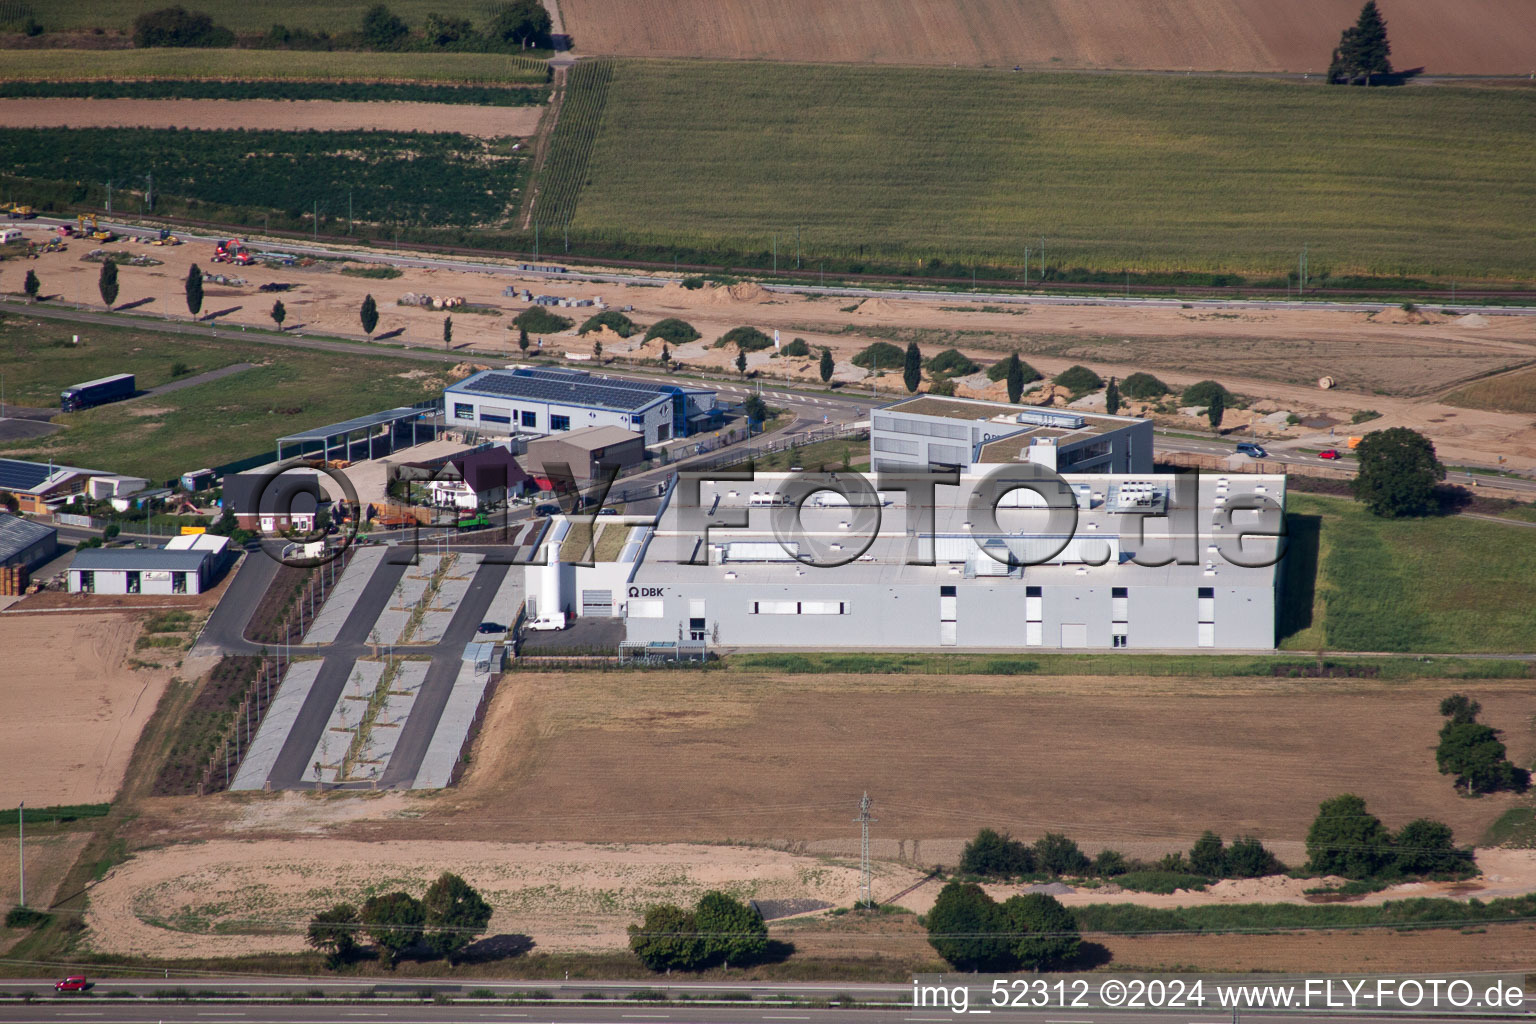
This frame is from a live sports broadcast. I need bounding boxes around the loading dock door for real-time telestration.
[580,589,614,617]
[1061,623,1088,648]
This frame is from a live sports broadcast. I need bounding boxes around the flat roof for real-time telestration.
[528,425,643,451]
[885,395,1134,433]
[450,368,676,413]
[70,548,211,571]
[277,407,429,443]
[0,513,55,559]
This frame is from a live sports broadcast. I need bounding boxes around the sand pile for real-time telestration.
[855,297,899,315]
[1456,313,1491,328]
[448,362,491,380]
[722,282,769,303]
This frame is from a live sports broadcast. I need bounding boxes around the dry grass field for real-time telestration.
[0,98,540,137]
[425,671,1531,849]
[559,0,1536,74]
[1444,365,1536,414]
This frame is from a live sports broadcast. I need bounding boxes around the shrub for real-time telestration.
[1053,364,1104,397]
[1224,836,1284,878]
[1305,794,1394,879]
[629,904,703,971]
[1180,379,1232,408]
[959,828,1035,877]
[926,348,980,377]
[513,307,573,333]
[780,337,811,357]
[850,341,903,370]
[679,276,705,290]
[1092,849,1128,877]
[1113,870,1210,894]
[5,906,50,929]
[715,326,773,351]
[579,310,639,337]
[643,317,699,345]
[132,6,234,47]
[1351,409,1382,424]
[1120,372,1168,399]
[1394,819,1474,875]
[1033,832,1091,876]
[928,379,956,396]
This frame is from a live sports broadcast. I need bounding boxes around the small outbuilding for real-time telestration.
[524,425,644,488]
[68,535,233,596]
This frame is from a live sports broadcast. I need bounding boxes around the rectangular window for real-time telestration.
[800,600,847,615]
[550,414,571,431]
[79,570,94,593]
[173,572,188,595]
[628,599,663,618]
[453,402,475,421]
[1197,586,1215,647]
[751,600,799,615]
[521,410,537,428]
[480,413,511,425]
[689,616,707,641]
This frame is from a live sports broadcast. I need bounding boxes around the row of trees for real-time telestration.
[131,2,554,52]
[926,883,1080,972]
[960,828,1282,882]
[1437,694,1530,795]
[306,872,492,968]
[627,891,768,971]
[1304,794,1474,880]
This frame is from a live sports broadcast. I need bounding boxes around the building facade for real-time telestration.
[444,367,716,446]
[68,535,232,596]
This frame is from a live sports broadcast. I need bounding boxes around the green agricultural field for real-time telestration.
[0,314,444,481]
[4,1,539,37]
[559,61,1536,281]
[0,49,549,85]
[1280,493,1536,654]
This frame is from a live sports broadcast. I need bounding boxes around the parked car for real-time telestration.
[476,621,504,635]
[55,977,89,992]
[598,506,619,516]
[1236,442,1268,458]
[1318,448,1342,460]
[534,503,560,517]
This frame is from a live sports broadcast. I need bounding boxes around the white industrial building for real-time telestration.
[68,533,233,595]
[444,367,717,446]
[871,395,1153,474]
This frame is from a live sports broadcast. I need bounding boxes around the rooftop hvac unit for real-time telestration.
[1017,409,1086,429]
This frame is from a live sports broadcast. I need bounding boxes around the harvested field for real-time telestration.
[1444,364,1536,413]
[566,63,1536,280]
[561,0,1536,74]
[0,49,549,85]
[421,673,1532,848]
[0,98,541,137]
[0,612,174,807]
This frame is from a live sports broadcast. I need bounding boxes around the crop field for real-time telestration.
[559,0,1536,75]
[0,49,550,85]
[1281,494,1536,653]
[0,316,445,481]
[556,62,1536,280]
[1444,366,1536,414]
[534,59,613,231]
[0,126,525,230]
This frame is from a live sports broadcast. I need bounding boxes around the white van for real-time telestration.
[0,228,24,246]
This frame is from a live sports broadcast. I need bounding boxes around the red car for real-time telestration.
[54,976,88,992]
[1318,448,1342,460]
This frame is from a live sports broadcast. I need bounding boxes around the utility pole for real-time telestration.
[104,181,112,215]
[855,792,876,907]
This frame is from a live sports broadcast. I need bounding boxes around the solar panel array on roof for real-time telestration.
[452,370,674,413]
[0,459,59,492]
[0,512,56,561]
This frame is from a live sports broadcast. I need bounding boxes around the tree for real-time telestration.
[1437,721,1529,795]
[1180,379,1229,408]
[132,6,232,47]
[902,342,922,393]
[306,902,360,968]
[424,11,471,45]
[999,892,1080,970]
[98,259,119,308]
[1305,794,1394,879]
[271,299,286,330]
[1188,831,1227,876]
[486,0,552,48]
[1053,364,1103,398]
[1439,693,1481,725]
[1092,849,1128,877]
[1352,427,1445,518]
[693,891,767,966]
[360,294,379,338]
[743,393,768,424]
[102,522,121,541]
[1005,352,1026,404]
[361,4,408,48]
[735,349,747,377]
[818,347,834,383]
[518,326,530,353]
[661,344,671,368]
[23,268,40,304]
[1224,837,1283,878]
[1329,1,1393,86]
[1104,376,1120,415]
[1206,388,1225,431]
[925,881,1012,971]
[1033,833,1090,876]
[628,903,704,972]
[184,263,203,315]
[442,315,453,350]
[1121,372,1168,400]
[960,829,1035,877]
[360,891,424,967]
[1393,819,1472,875]
[592,337,603,360]
[0,491,18,514]
[422,872,492,963]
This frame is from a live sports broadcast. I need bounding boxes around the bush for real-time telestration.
[1112,870,1210,894]
[1033,832,1091,876]
[1305,794,1394,880]
[959,829,1035,877]
[1351,409,1382,424]
[132,6,234,47]
[850,341,903,370]
[1181,379,1232,408]
[1053,364,1104,397]
[715,326,773,351]
[643,317,699,345]
[679,276,705,290]
[780,337,811,357]
[361,4,409,49]
[579,310,639,337]
[986,356,1040,383]
[928,379,956,396]
[5,906,50,929]
[1394,819,1474,875]
[1120,372,1169,399]
[513,307,573,334]
[1224,836,1284,878]
[1092,849,1128,877]
[926,348,980,377]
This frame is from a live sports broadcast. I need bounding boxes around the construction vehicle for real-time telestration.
[213,238,254,266]
[149,228,181,246]
[457,513,491,529]
[76,214,114,242]
[5,203,36,219]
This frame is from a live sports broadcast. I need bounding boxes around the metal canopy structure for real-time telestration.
[275,405,440,463]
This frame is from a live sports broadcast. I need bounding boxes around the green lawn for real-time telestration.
[561,61,1536,280]
[1281,493,1536,654]
[0,314,444,482]
[0,48,549,84]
